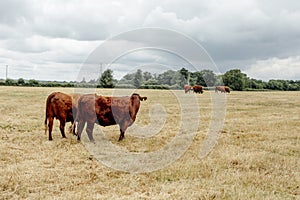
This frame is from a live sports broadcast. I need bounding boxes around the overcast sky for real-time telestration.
[1,0,300,81]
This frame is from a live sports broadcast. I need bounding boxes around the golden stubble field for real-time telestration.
[0,86,299,199]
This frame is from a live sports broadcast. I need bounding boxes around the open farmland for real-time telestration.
[0,86,299,199]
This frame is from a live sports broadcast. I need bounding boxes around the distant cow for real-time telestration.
[184,85,193,93]
[44,92,81,140]
[76,93,147,142]
[193,85,204,94]
[215,86,230,93]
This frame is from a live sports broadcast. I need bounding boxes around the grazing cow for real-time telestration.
[215,86,230,93]
[76,93,147,142]
[44,92,81,140]
[193,85,204,94]
[184,85,193,93]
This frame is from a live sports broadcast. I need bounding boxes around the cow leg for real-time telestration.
[68,119,74,134]
[86,122,95,143]
[118,129,125,141]
[118,123,128,141]
[59,119,67,138]
[72,122,77,135]
[77,120,85,141]
[48,118,54,141]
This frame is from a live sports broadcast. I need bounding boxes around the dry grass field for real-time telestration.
[0,86,299,199]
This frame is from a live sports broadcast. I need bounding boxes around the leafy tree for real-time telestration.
[200,69,217,86]
[133,69,143,88]
[157,70,177,85]
[143,71,152,81]
[144,78,158,85]
[171,72,183,87]
[123,73,135,81]
[28,79,39,87]
[179,68,189,85]
[113,67,300,91]
[118,73,134,86]
[17,78,25,85]
[279,80,289,90]
[5,78,16,86]
[245,78,260,90]
[179,68,189,80]
[190,71,203,86]
[99,69,115,88]
[223,69,247,91]
[215,75,224,86]
[287,82,300,91]
[267,80,284,90]
[190,70,217,86]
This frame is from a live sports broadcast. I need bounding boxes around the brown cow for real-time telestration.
[215,86,230,93]
[76,93,147,142]
[44,92,81,140]
[193,85,203,94]
[184,85,193,93]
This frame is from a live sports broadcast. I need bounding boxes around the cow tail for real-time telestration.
[44,103,49,135]
[44,116,47,134]
[44,92,55,135]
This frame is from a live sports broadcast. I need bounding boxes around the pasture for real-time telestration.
[0,86,299,199]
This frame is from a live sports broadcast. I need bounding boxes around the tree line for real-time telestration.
[1,68,300,91]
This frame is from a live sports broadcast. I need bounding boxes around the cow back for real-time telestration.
[184,85,192,93]
[193,85,203,93]
[215,86,230,93]
[96,94,145,126]
[49,92,73,121]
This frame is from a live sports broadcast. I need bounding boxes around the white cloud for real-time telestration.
[246,56,300,80]
[0,36,100,81]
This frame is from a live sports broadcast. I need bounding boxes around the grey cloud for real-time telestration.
[143,1,300,64]
[1,0,300,81]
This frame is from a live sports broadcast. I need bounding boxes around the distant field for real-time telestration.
[0,86,299,199]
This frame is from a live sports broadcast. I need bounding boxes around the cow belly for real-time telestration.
[66,115,73,122]
[96,114,116,126]
[97,119,116,126]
